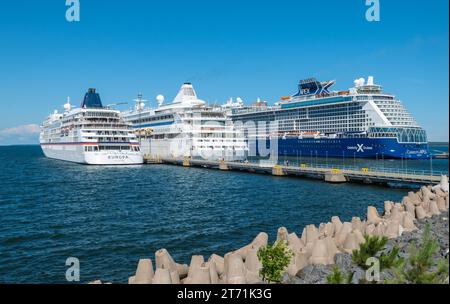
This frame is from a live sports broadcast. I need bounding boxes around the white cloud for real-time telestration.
[0,124,40,145]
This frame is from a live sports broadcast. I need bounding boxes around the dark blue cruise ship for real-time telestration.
[230,77,429,160]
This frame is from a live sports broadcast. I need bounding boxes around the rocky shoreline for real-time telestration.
[287,210,449,284]
[91,177,449,285]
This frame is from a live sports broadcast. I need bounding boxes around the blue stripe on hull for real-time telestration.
[252,137,430,160]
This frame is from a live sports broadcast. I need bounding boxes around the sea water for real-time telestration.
[0,144,447,283]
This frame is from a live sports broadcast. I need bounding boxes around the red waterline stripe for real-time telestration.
[41,142,140,146]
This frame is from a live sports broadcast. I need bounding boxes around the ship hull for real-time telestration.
[251,137,430,160]
[139,138,247,161]
[40,144,144,165]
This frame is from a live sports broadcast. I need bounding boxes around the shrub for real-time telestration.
[352,235,388,269]
[326,266,354,284]
[387,225,449,284]
[257,241,294,283]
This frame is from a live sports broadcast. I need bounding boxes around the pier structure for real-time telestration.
[144,156,445,187]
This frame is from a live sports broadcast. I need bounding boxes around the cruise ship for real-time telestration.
[121,83,247,160]
[40,89,144,165]
[229,77,430,159]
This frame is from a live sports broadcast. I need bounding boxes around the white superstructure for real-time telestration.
[40,89,143,165]
[121,83,248,160]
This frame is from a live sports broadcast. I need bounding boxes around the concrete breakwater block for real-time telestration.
[324,172,347,183]
[155,249,188,279]
[277,227,289,242]
[342,229,365,254]
[331,216,343,236]
[244,248,263,284]
[310,237,335,265]
[153,268,172,284]
[224,253,246,284]
[114,177,448,285]
[234,232,268,260]
[335,222,352,248]
[131,259,154,284]
[288,232,305,252]
[367,206,383,225]
[301,225,319,247]
[208,254,225,278]
[185,261,211,284]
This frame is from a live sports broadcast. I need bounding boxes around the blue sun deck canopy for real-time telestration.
[81,88,103,108]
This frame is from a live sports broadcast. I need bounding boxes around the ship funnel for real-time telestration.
[367,76,374,86]
[81,88,103,108]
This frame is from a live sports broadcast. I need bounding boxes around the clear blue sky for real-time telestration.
[0,0,448,144]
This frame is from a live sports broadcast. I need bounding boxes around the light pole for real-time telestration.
[430,154,433,178]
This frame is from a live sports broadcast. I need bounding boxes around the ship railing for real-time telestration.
[264,162,447,178]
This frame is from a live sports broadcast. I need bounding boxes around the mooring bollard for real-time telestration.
[219,160,229,171]
[182,157,191,167]
[272,165,285,176]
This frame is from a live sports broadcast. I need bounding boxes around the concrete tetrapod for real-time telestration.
[436,196,447,212]
[153,268,172,284]
[351,217,363,232]
[334,222,353,248]
[429,200,441,216]
[287,232,305,252]
[367,206,383,225]
[301,224,319,246]
[185,255,205,283]
[402,212,417,232]
[155,248,188,279]
[224,253,246,284]
[186,262,211,284]
[404,200,416,218]
[384,219,404,239]
[309,237,335,265]
[319,222,335,237]
[342,229,365,254]
[234,232,268,260]
[433,175,449,193]
[131,259,154,284]
[277,227,289,242]
[331,216,343,237]
[244,247,263,284]
[384,201,394,216]
[208,254,225,278]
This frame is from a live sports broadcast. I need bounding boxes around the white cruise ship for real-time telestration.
[121,83,248,160]
[40,89,144,165]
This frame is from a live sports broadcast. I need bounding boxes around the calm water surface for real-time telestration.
[0,145,448,283]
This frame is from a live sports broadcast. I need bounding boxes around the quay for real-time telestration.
[144,156,444,187]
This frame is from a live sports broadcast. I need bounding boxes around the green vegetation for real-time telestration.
[352,235,403,271]
[387,225,449,284]
[329,225,450,284]
[257,241,294,283]
[326,266,354,284]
